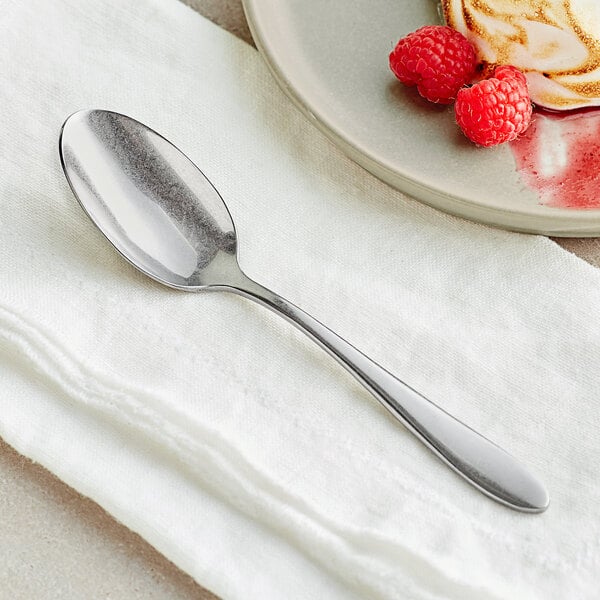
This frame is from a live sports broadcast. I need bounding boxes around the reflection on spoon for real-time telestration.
[60,109,549,512]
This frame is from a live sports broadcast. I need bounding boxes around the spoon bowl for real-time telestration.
[60,109,239,289]
[60,109,549,513]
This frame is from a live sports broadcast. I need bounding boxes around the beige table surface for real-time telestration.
[2,1,600,599]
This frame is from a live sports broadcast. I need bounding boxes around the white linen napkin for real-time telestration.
[2,1,600,598]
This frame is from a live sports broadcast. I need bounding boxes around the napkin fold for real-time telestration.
[2,1,600,598]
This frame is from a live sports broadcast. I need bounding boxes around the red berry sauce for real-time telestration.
[510,107,600,209]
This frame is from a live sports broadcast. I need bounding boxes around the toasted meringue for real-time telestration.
[442,0,600,110]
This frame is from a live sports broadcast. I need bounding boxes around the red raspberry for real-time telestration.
[389,25,477,104]
[455,66,533,147]
[493,65,529,91]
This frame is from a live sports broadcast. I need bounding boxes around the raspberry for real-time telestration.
[494,65,528,91]
[455,66,533,147]
[389,25,477,104]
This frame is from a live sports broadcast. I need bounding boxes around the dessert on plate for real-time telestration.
[441,0,600,110]
[389,1,600,206]
[389,25,533,145]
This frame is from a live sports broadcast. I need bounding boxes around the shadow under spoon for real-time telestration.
[59,109,549,513]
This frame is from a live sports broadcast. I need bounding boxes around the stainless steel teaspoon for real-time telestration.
[59,109,549,512]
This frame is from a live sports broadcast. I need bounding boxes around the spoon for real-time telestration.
[59,109,549,513]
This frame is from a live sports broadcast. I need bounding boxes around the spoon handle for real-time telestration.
[225,274,548,512]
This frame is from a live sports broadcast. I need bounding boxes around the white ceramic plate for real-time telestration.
[242,0,600,236]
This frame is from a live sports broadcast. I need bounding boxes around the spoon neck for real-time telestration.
[218,270,309,329]
[219,270,278,305]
